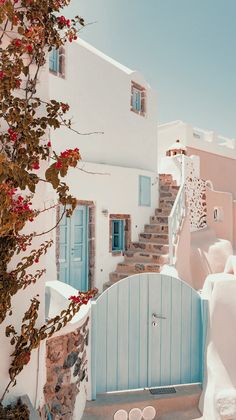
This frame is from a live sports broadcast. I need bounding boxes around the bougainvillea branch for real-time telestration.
[1,288,97,404]
[0,0,98,399]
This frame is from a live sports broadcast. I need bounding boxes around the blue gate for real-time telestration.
[91,273,203,399]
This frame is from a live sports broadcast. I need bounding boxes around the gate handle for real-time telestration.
[152,313,166,320]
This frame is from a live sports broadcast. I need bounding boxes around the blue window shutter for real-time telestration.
[112,220,124,251]
[139,176,151,206]
[49,48,59,72]
[132,88,141,112]
[136,91,141,111]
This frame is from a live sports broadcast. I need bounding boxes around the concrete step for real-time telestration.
[82,384,202,420]
[116,262,161,274]
[150,215,169,224]
[124,250,169,264]
[139,233,169,244]
[144,223,168,234]
[129,241,169,254]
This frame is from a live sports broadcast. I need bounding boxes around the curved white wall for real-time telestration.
[201,275,236,419]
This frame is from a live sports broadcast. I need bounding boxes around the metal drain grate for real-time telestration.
[149,387,176,395]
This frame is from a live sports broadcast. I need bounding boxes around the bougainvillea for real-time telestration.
[0,0,97,401]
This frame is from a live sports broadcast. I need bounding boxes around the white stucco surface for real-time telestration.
[200,276,236,420]
[49,39,158,172]
[46,161,159,291]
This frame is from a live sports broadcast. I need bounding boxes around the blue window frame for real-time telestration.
[132,88,141,112]
[139,175,151,207]
[112,220,124,252]
[49,47,59,73]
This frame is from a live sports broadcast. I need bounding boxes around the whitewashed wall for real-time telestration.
[46,162,159,291]
[47,39,159,291]
[49,39,158,172]
[0,52,51,408]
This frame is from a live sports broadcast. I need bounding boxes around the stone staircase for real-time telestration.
[103,174,179,291]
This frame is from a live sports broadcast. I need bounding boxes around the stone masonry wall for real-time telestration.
[43,317,89,420]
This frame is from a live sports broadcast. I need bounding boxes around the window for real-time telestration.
[132,87,141,112]
[112,220,124,252]
[213,207,223,222]
[131,81,146,116]
[49,46,65,78]
[139,176,151,207]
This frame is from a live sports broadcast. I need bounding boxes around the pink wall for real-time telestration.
[233,202,236,249]
[206,187,233,243]
[187,147,236,198]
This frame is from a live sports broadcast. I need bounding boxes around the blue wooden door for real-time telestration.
[91,273,203,398]
[59,206,88,291]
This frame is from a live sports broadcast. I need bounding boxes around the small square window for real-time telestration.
[112,220,124,251]
[131,81,146,116]
[139,176,151,207]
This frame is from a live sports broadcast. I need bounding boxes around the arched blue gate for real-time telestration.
[91,273,203,399]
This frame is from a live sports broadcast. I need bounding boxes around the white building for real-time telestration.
[47,39,159,292]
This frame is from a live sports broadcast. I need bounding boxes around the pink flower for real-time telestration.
[0,71,5,80]
[55,160,62,169]
[26,45,33,54]
[12,39,22,48]
[32,162,40,170]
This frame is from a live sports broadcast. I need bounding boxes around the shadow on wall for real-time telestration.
[190,227,233,290]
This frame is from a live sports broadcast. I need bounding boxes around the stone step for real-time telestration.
[159,198,175,206]
[144,223,168,234]
[159,177,177,184]
[129,241,169,254]
[159,173,174,182]
[150,215,169,224]
[155,208,171,216]
[160,185,179,192]
[139,232,169,244]
[109,271,130,284]
[159,191,178,199]
[124,250,169,264]
[116,262,161,274]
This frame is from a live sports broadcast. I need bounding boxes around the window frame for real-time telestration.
[49,46,65,78]
[131,81,146,116]
[112,219,125,252]
[139,175,151,207]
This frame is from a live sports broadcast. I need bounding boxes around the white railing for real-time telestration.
[168,156,186,265]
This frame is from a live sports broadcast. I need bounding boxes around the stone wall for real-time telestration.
[43,317,89,420]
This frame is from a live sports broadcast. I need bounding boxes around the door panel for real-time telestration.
[59,205,88,291]
[59,212,70,284]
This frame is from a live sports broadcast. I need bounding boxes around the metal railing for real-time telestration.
[168,156,186,265]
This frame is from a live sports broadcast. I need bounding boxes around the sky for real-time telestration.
[65,0,236,138]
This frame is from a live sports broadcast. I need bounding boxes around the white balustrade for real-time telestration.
[168,156,186,265]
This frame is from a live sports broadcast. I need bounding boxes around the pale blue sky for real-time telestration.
[66,0,236,137]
